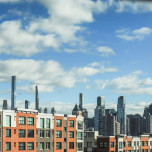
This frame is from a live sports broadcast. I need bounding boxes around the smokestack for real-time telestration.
[3,100,8,110]
[11,76,16,110]
[79,93,84,110]
[25,100,29,109]
[35,86,39,111]
[44,107,48,113]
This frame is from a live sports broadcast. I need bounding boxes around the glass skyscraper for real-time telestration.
[117,96,126,134]
[94,96,105,134]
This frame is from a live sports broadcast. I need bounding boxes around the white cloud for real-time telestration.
[0,0,110,56]
[0,0,19,2]
[27,0,108,48]
[95,79,109,90]
[95,71,152,95]
[64,49,77,53]
[0,59,117,93]
[97,46,115,56]
[116,27,152,41]
[115,1,152,13]
[0,20,59,56]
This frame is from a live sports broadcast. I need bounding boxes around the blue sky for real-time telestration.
[0,0,152,117]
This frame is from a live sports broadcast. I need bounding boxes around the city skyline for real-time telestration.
[0,0,152,116]
[0,77,150,118]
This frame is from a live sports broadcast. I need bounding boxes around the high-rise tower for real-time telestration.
[35,86,39,111]
[94,96,105,134]
[25,100,29,109]
[117,96,126,134]
[79,93,84,110]
[11,76,16,110]
[3,100,8,110]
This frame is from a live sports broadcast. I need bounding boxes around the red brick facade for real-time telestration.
[3,112,36,152]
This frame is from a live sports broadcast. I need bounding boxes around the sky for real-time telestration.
[0,0,152,117]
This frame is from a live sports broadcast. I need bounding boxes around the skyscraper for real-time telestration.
[94,96,105,135]
[35,86,39,111]
[11,76,16,110]
[79,93,84,110]
[3,100,8,110]
[25,100,29,109]
[117,96,126,134]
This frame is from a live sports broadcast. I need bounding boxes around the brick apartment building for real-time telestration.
[0,108,84,152]
[97,134,152,152]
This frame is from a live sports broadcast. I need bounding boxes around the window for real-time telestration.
[56,142,62,150]
[78,121,83,129]
[134,141,136,146]
[6,116,11,127]
[128,141,131,147]
[14,143,16,147]
[123,142,125,147]
[19,117,25,125]
[6,142,11,151]
[119,142,122,149]
[28,130,34,138]
[27,142,34,150]
[28,117,34,125]
[150,141,152,146]
[69,142,74,149]
[14,129,16,134]
[69,131,74,138]
[40,130,44,138]
[46,130,50,138]
[6,129,11,137]
[46,142,50,150]
[145,150,148,152]
[87,142,92,148]
[56,131,62,138]
[128,151,131,152]
[78,143,82,151]
[19,142,25,150]
[142,141,144,146]
[69,120,74,127]
[142,150,144,152]
[40,142,44,150]
[77,132,82,140]
[104,142,107,148]
[56,119,62,127]
[46,118,50,128]
[19,130,25,137]
[145,141,148,146]
[40,118,44,128]
[111,142,114,147]
[100,142,103,148]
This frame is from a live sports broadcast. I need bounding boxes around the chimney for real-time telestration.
[25,100,29,109]
[3,100,8,110]
[79,93,84,110]
[11,76,16,110]
[44,107,48,113]
[35,86,39,111]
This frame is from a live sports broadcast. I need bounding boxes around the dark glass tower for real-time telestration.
[117,96,126,134]
[35,86,39,111]
[11,76,16,110]
[3,100,8,110]
[25,100,29,109]
[79,93,84,110]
